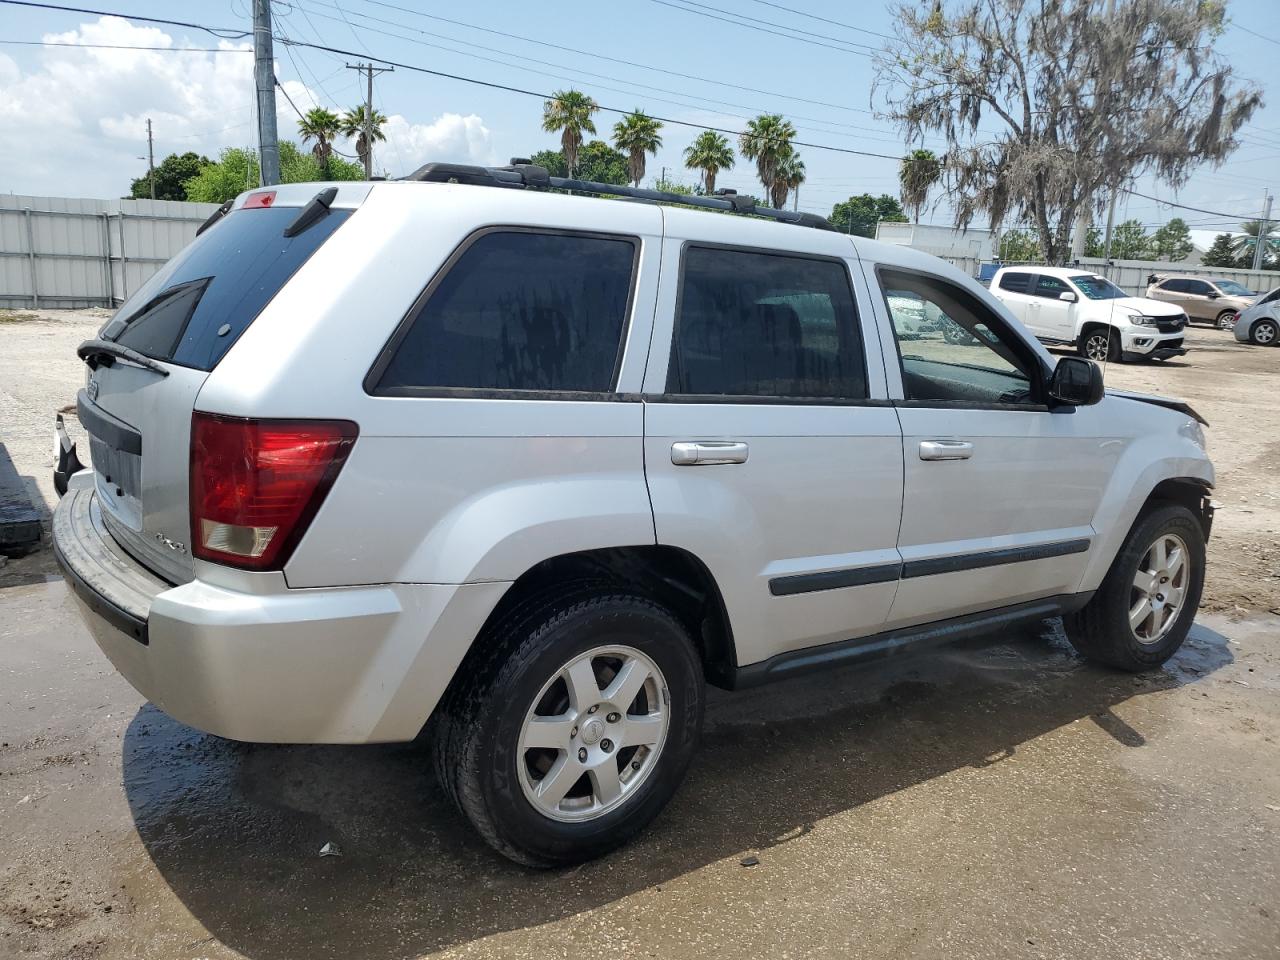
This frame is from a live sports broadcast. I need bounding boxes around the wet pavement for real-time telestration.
[2,577,1278,959]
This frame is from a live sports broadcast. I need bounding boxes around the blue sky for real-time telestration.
[1,0,1277,241]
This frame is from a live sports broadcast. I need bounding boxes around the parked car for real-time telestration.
[990,266,1188,362]
[1145,274,1256,328]
[53,163,1215,867]
[1233,287,1280,346]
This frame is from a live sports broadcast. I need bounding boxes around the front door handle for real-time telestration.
[671,441,749,466]
[919,440,973,461]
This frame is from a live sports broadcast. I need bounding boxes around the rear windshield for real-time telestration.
[105,204,352,371]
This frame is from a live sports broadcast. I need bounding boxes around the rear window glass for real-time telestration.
[997,271,1032,293]
[108,205,352,371]
[373,231,637,395]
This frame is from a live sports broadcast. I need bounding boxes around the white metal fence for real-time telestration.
[0,195,220,309]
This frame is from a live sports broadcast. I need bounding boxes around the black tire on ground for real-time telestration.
[1078,327,1120,363]
[1249,318,1278,346]
[1217,310,1239,330]
[1064,503,1205,671]
[431,589,704,867]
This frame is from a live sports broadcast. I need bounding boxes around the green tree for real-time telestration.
[899,148,942,224]
[530,140,630,185]
[1084,225,1104,258]
[1199,233,1237,268]
[298,107,342,177]
[828,194,907,237]
[1108,219,1152,260]
[875,0,1260,263]
[340,105,387,175]
[183,143,362,203]
[1150,217,1194,261]
[738,114,796,201]
[541,89,599,179]
[129,151,210,201]
[683,130,735,195]
[611,110,663,187]
[1230,219,1280,267]
[998,228,1041,261]
[772,153,806,209]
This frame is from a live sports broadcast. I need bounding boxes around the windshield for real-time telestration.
[1215,279,1252,296]
[1070,274,1127,300]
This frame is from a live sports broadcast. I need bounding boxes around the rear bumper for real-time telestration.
[53,479,507,743]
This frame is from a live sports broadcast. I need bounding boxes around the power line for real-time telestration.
[345,0,883,117]
[0,39,250,51]
[1123,188,1259,221]
[0,0,250,37]
[1233,22,1280,48]
[741,0,895,41]
[649,0,877,56]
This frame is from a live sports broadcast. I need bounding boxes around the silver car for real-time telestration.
[53,163,1216,866]
[1233,287,1280,345]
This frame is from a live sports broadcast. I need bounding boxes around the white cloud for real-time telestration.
[0,17,493,197]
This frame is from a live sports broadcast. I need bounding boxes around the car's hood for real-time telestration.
[1104,296,1185,317]
[1108,388,1208,426]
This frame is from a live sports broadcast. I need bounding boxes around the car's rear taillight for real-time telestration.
[190,413,357,570]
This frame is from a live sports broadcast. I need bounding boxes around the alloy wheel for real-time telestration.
[517,645,669,822]
[1129,533,1190,644]
[1219,312,1238,330]
[1255,321,1277,345]
[1085,333,1111,361]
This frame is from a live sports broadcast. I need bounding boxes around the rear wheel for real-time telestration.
[432,590,704,867]
[1217,310,1239,330]
[1079,327,1120,363]
[1250,318,1278,346]
[1064,504,1205,670]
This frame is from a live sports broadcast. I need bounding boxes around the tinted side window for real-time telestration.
[668,247,866,400]
[997,271,1032,293]
[1033,274,1070,299]
[1160,279,1186,293]
[1185,280,1212,295]
[375,231,636,394]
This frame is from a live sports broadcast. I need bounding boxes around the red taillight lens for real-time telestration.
[242,191,276,209]
[190,413,357,570]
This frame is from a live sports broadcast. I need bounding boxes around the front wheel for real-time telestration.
[1250,318,1278,346]
[1217,310,1239,330]
[1064,504,1205,671]
[432,590,704,867]
[1079,328,1120,363]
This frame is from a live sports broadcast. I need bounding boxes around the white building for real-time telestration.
[874,222,995,260]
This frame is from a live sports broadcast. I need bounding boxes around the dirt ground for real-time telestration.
[1,309,1278,959]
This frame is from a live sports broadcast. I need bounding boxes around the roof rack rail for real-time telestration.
[401,158,834,232]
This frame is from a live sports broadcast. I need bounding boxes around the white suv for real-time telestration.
[991,265,1189,363]
[53,163,1215,866]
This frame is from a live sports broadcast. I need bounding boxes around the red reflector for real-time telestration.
[190,413,357,570]
[243,191,276,209]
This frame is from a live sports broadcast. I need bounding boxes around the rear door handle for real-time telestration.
[919,440,973,461]
[671,441,749,466]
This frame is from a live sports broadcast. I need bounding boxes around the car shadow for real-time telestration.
[121,619,1232,960]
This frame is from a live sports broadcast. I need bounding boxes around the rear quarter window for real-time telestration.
[370,230,638,395]
[109,205,352,371]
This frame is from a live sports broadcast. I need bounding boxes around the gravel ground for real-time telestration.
[1,309,1278,960]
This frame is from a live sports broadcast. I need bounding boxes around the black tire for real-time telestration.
[1216,310,1239,330]
[1064,503,1205,671]
[1250,318,1278,346]
[432,589,704,867]
[1078,327,1120,363]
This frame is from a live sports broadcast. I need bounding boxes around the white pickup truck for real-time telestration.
[991,265,1189,363]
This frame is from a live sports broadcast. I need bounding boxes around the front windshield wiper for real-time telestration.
[76,339,170,377]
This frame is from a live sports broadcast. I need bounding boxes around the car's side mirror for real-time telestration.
[1059,291,1078,303]
[1207,290,1220,299]
[1048,356,1104,406]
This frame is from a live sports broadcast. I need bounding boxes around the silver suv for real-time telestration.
[54,162,1215,866]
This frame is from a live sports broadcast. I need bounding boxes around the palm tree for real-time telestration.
[738,114,796,200]
[340,105,388,174]
[297,107,341,177]
[899,148,942,224]
[542,89,599,179]
[1230,219,1280,267]
[612,110,663,187]
[683,130,735,195]
[773,153,806,210]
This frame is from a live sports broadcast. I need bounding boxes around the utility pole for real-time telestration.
[145,118,155,199]
[1102,188,1118,261]
[1252,190,1273,272]
[345,62,393,179]
[253,0,280,185]
[1070,201,1089,261]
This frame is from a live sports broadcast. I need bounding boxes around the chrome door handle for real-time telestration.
[919,440,973,461]
[671,441,749,466]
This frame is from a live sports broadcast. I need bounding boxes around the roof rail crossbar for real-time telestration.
[401,160,834,231]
